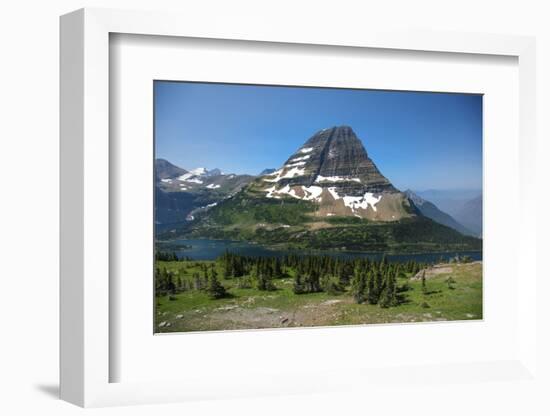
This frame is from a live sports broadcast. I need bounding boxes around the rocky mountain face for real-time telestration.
[249,125,414,221]
[414,189,480,218]
[259,168,276,176]
[404,190,475,236]
[155,158,187,180]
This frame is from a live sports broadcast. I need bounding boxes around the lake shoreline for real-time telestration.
[156,238,482,263]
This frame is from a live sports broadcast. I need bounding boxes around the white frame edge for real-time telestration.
[60,7,537,407]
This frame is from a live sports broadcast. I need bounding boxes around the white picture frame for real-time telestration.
[60,8,539,408]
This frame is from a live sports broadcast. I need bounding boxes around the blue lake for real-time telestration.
[160,238,482,263]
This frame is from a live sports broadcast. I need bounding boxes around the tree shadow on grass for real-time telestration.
[396,293,412,305]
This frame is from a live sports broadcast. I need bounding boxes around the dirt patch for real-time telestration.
[206,299,354,329]
[321,299,342,306]
[208,306,283,328]
[412,261,482,281]
[412,264,453,280]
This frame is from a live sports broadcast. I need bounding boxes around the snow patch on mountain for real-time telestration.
[281,167,306,179]
[184,177,204,184]
[263,166,306,182]
[299,147,314,154]
[315,175,361,183]
[290,155,311,162]
[342,192,382,212]
[265,186,281,199]
[285,161,307,167]
[190,167,207,175]
[265,184,322,202]
[177,172,195,181]
[302,186,323,202]
[262,169,283,183]
[206,183,221,189]
[327,187,340,200]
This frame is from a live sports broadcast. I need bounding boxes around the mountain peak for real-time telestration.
[155,158,187,180]
[404,189,424,206]
[252,126,411,221]
[273,125,396,193]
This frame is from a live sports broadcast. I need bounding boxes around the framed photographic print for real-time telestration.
[60,8,540,409]
[153,81,483,334]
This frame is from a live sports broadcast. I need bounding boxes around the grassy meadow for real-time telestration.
[155,255,482,333]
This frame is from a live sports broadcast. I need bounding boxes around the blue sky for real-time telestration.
[155,81,482,191]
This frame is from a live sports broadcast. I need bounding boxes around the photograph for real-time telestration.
[154,81,483,333]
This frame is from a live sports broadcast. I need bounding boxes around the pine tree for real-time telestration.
[193,272,204,290]
[304,269,321,293]
[421,270,428,295]
[379,272,398,308]
[274,258,283,278]
[223,254,231,279]
[206,271,227,299]
[321,275,342,295]
[375,269,384,301]
[257,272,276,291]
[366,271,377,304]
[350,270,366,304]
[293,272,305,294]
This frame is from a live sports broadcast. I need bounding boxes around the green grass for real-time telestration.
[155,260,482,332]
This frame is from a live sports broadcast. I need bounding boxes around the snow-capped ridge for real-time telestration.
[190,167,208,175]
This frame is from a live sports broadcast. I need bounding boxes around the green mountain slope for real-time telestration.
[164,189,481,253]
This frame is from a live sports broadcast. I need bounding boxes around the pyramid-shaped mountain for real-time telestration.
[250,125,414,221]
[274,125,395,192]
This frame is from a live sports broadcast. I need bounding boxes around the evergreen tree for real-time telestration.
[321,275,342,295]
[206,272,227,299]
[375,269,384,301]
[366,271,378,305]
[421,270,428,295]
[274,258,283,278]
[304,269,321,293]
[379,272,398,308]
[193,272,204,290]
[350,270,367,304]
[257,272,276,291]
[293,272,305,294]
[223,253,231,279]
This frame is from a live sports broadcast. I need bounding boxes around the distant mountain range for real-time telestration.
[404,190,476,237]
[453,195,482,237]
[414,189,482,237]
[157,126,482,253]
[155,161,254,226]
